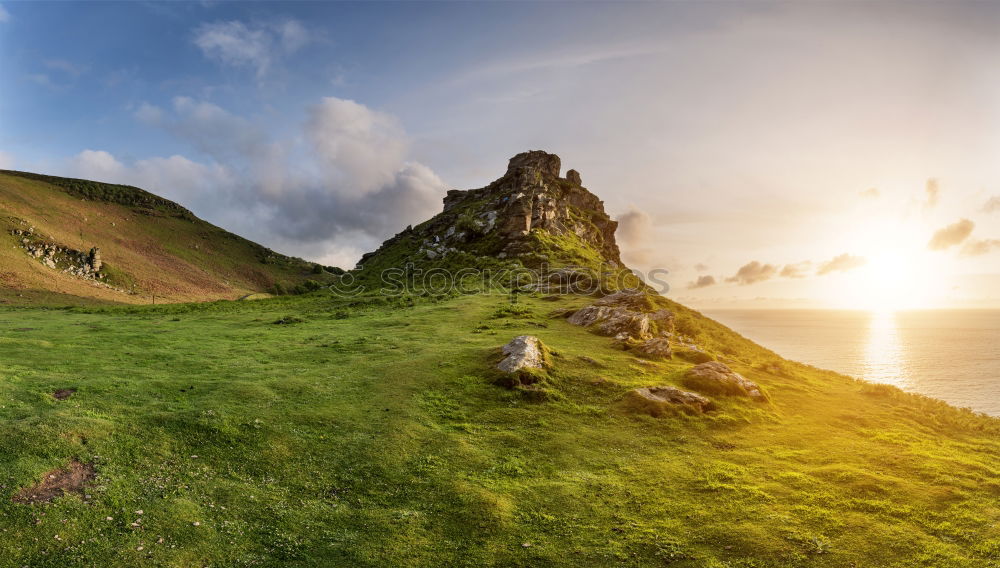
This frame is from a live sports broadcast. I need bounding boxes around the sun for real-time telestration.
[833,245,941,311]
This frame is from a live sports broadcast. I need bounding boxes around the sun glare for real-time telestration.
[833,225,940,311]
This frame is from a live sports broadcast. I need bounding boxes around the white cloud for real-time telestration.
[0,150,14,169]
[616,207,651,246]
[169,96,268,162]
[0,4,9,23]
[101,96,448,266]
[193,19,311,77]
[70,150,127,182]
[307,97,408,194]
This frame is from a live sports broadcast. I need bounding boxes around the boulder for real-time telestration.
[682,361,767,401]
[625,386,715,416]
[497,335,548,375]
[633,337,672,360]
[566,169,582,186]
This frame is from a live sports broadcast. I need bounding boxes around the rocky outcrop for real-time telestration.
[568,303,651,341]
[357,150,622,270]
[10,227,106,280]
[625,386,715,416]
[567,291,674,341]
[682,361,767,401]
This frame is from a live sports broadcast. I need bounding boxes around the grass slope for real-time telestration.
[0,171,328,306]
[0,291,998,567]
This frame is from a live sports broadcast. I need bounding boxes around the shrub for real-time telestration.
[674,348,714,364]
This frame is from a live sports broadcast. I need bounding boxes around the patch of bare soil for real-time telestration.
[12,460,96,504]
[53,388,76,400]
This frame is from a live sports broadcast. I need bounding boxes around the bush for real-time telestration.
[674,348,714,364]
[491,303,534,319]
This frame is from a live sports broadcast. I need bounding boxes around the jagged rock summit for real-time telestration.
[356,151,623,274]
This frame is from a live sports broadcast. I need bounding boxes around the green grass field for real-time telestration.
[1,291,999,567]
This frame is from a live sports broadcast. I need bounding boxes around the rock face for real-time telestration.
[567,290,674,341]
[633,337,672,360]
[357,150,622,270]
[682,361,767,401]
[497,335,548,375]
[88,247,102,272]
[625,386,715,416]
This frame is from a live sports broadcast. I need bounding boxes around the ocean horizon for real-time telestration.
[704,308,1000,416]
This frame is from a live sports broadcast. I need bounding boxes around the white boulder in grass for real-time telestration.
[497,335,547,374]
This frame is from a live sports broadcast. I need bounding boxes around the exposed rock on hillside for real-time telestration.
[497,335,548,375]
[625,386,716,416]
[633,337,672,360]
[567,291,674,341]
[356,151,623,273]
[10,227,107,281]
[682,361,767,401]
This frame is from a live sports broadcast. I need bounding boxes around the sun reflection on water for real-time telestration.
[862,310,908,387]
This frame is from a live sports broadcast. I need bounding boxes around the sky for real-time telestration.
[1,1,999,308]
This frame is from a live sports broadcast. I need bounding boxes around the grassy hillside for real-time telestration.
[1,290,998,567]
[0,171,333,305]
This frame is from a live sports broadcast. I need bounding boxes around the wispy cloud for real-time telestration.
[816,253,866,275]
[726,261,778,285]
[982,196,1000,213]
[0,4,9,23]
[780,261,813,278]
[928,219,974,250]
[43,59,86,77]
[687,275,717,289]
[923,178,940,210]
[859,187,880,199]
[450,41,669,85]
[193,19,312,77]
[961,239,1000,257]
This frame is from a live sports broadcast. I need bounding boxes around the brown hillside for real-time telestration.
[0,171,329,305]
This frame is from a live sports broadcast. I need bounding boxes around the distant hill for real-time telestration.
[0,170,335,305]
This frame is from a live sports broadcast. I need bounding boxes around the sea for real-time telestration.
[703,309,1000,416]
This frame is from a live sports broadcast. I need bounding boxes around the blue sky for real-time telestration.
[2,1,999,307]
